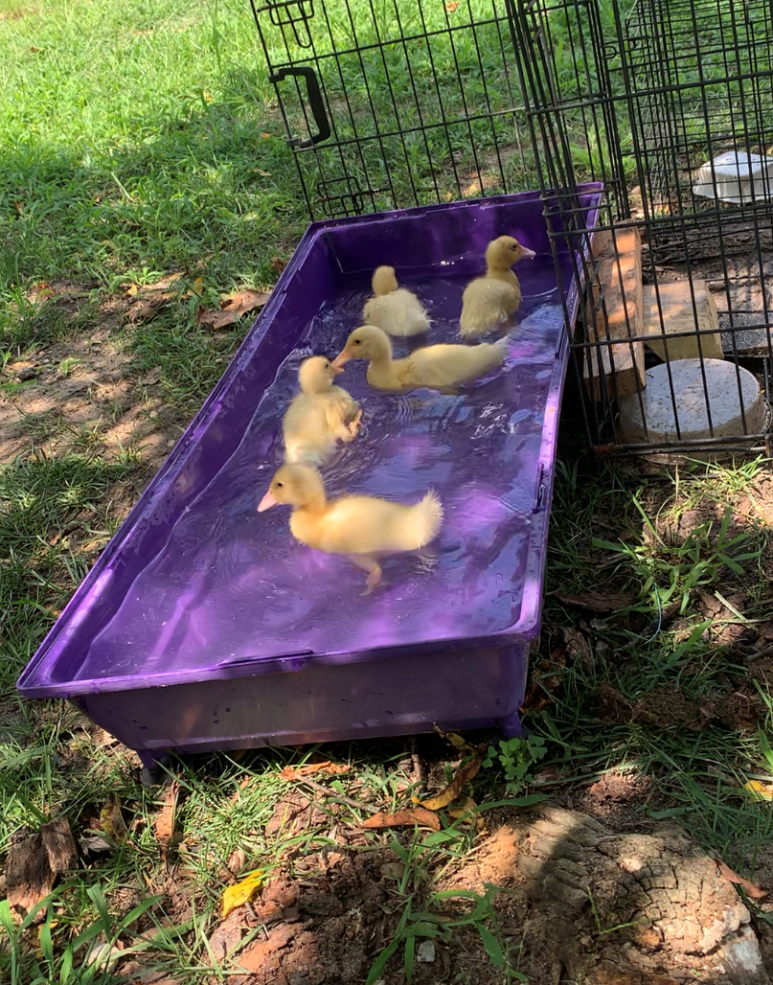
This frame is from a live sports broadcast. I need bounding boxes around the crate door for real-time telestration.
[251,0,535,219]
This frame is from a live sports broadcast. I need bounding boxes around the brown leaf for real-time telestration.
[125,296,165,325]
[433,726,488,759]
[270,257,287,274]
[154,782,181,861]
[361,808,441,831]
[520,646,566,714]
[139,367,162,387]
[555,590,637,613]
[5,820,77,922]
[124,274,203,325]
[716,860,768,898]
[446,1,460,10]
[99,795,127,844]
[125,273,197,298]
[196,289,272,331]
[280,762,351,780]
[219,847,247,883]
[419,758,482,812]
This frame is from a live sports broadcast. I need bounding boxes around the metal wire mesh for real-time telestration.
[511,0,773,456]
[250,0,536,217]
[253,0,773,457]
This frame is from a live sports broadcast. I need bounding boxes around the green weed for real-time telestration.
[366,834,525,985]
[482,735,548,793]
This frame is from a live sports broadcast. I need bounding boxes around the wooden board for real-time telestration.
[583,227,646,401]
[642,280,722,361]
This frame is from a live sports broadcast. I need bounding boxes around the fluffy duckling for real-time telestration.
[459,235,536,339]
[362,266,431,338]
[258,463,443,594]
[333,324,506,391]
[282,356,362,466]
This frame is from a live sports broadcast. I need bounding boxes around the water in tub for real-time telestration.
[85,258,567,677]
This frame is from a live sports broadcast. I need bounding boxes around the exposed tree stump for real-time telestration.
[512,807,769,985]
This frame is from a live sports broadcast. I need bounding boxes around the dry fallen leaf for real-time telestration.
[125,273,199,298]
[447,796,477,820]
[257,169,272,178]
[361,808,441,831]
[270,257,287,274]
[555,590,637,614]
[280,762,351,780]
[196,289,272,331]
[744,779,773,800]
[716,860,767,899]
[124,274,203,325]
[446,1,460,10]
[154,782,181,862]
[99,795,127,844]
[80,835,113,855]
[139,367,162,387]
[221,870,264,919]
[5,820,78,922]
[520,646,566,714]
[418,758,482,812]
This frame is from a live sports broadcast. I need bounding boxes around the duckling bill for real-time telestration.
[459,235,536,339]
[258,463,443,595]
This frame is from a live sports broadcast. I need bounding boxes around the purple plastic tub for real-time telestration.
[17,186,602,767]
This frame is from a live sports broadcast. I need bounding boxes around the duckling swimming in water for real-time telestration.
[282,356,362,466]
[459,235,536,339]
[258,463,443,594]
[333,325,506,392]
[362,266,431,338]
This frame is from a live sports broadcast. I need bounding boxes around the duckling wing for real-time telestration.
[408,341,505,387]
[328,385,360,419]
[282,394,337,465]
[306,492,443,554]
[363,290,430,337]
[322,389,360,441]
[460,278,520,338]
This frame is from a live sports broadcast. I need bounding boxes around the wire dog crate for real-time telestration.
[253,0,773,458]
[250,0,536,217]
[511,0,773,457]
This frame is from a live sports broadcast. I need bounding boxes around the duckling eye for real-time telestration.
[354,339,362,345]
[276,481,284,488]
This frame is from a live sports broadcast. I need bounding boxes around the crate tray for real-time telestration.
[17,186,602,767]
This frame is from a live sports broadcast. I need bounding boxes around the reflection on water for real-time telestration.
[83,261,567,677]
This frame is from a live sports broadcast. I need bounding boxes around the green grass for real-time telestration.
[0,0,302,292]
[536,455,773,873]
[3,1,773,982]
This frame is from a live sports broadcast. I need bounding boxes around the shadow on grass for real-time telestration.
[0,77,305,297]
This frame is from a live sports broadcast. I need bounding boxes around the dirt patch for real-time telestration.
[184,806,773,985]
[1,288,188,498]
[0,5,39,21]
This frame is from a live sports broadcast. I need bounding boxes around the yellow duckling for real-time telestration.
[282,356,362,466]
[459,235,536,339]
[332,325,506,392]
[258,463,443,594]
[362,266,431,338]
